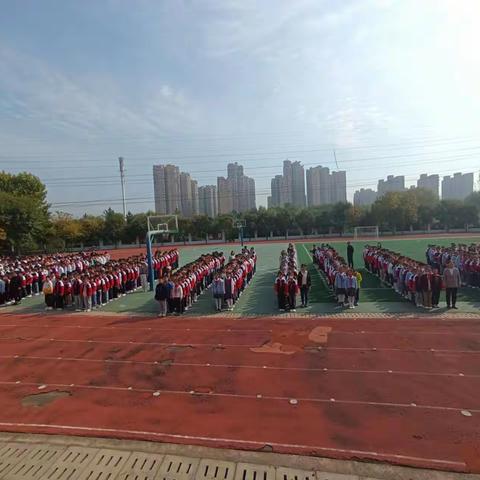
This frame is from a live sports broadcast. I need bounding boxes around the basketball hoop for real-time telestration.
[146,214,179,290]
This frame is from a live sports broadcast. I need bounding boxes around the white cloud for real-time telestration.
[0,44,201,142]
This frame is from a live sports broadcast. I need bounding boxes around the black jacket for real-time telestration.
[297,271,312,288]
[155,282,170,301]
[9,275,22,290]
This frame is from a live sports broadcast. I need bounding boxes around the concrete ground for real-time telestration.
[0,432,478,480]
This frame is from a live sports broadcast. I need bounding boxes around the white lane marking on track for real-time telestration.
[3,323,480,337]
[2,336,480,354]
[2,355,479,378]
[0,337,258,347]
[0,324,273,333]
[0,421,466,469]
[1,380,478,414]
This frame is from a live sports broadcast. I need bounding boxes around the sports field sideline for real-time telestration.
[5,235,480,316]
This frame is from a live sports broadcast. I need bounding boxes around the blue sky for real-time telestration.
[1,0,479,214]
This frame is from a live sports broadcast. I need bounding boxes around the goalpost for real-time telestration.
[353,225,379,240]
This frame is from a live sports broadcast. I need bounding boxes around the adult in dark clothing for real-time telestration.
[9,272,22,305]
[347,242,354,268]
[297,264,312,307]
[155,277,170,317]
[431,268,443,308]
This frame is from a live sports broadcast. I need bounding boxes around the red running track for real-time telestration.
[0,313,479,473]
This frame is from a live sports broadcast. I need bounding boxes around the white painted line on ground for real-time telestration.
[2,323,480,337]
[0,324,274,333]
[2,337,479,354]
[0,337,259,347]
[0,421,466,469]
[1,380,478,414]
[2,354,479,378]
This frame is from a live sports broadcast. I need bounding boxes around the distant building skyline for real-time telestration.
[305,165,346,206]
[377,175,405,197]
[198,185,218,218]
[217,162,256,214]
[442,172,474,200]
[270,160,306,208]
[417,173,439,198]
[155,161,476,217]
[354,188,377,207]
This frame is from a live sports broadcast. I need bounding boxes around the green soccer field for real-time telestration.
[6,236,480,316]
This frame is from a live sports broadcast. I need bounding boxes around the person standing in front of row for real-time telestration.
[443,261,461,309]
[297,264,311,308]
[155,276,170,317]
[354,270,362,306]
[212,273,225,312]
[347,242,354,268]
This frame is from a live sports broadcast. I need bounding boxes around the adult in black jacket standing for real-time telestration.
[298,264,312,308]
[347,242,354,268]
[155,276,170,317]
[9,271,23,305]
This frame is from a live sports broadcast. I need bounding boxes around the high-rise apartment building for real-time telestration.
[217,177,234,215]
[217,163,255,214]
[153,164,198,216]
[153,165,167,214]
[331,170,347,203]
[417,174,439,198]
[305,166,347,206]
[198,185,218,217]
[354,188,377,207]
[191,180,199,215]
[442,172,474,200]
[377,175,405,197]
[270,160,306,207]
[291,161,306,207]
[179,172,193,217]
[270,174,290,207]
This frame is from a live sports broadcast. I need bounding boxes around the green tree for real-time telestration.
[50,211,82,248]
[79,215,105,245]
[330,202,353,234]
[0,172,50,253]
[296,208,315,235]
[123,212,148,243]
[103,208,126,244]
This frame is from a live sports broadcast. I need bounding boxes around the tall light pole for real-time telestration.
[118,157,127,220]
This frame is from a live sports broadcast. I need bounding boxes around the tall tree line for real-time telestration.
[1,172,480,253]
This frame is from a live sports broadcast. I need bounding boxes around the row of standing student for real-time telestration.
[0,251,110,306]
[211,247,257,311]
[273,243,311,311]
[0,249,179,311]
[426,244,480,287]
[155,252,226,316]
[363,245,460,309]
[313,244,362,309]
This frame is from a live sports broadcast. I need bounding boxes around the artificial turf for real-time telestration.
[4,236,480,315]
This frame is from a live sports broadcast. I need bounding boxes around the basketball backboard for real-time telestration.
[147,215,178,234]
